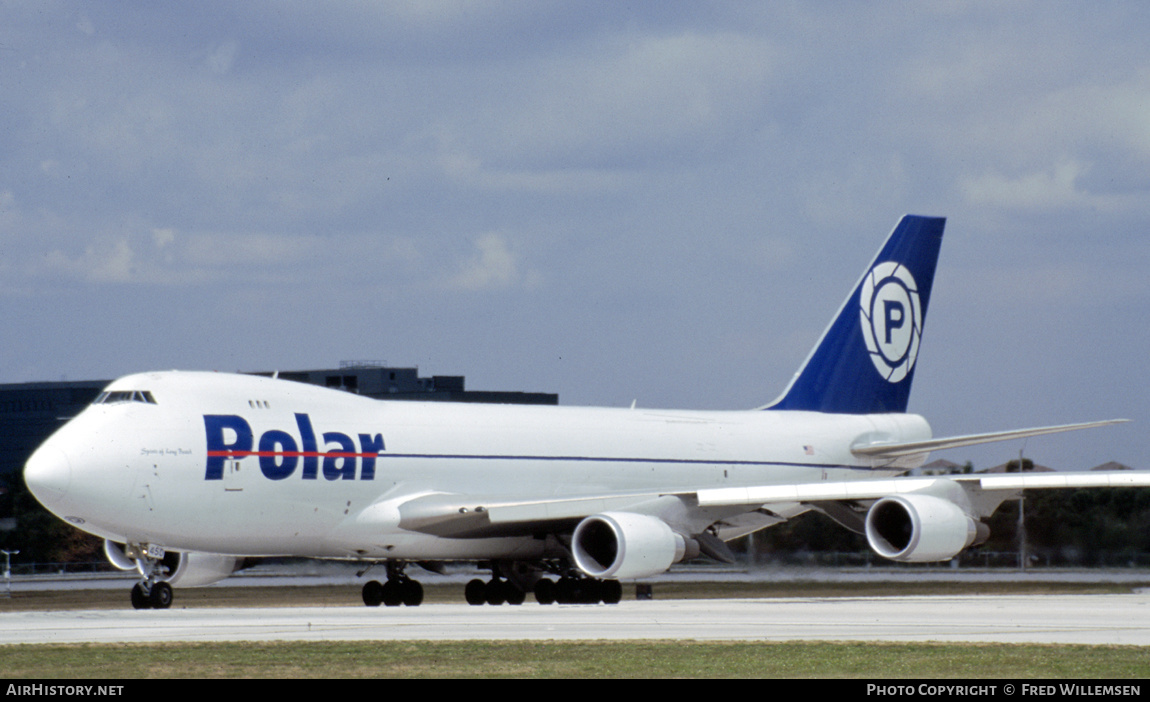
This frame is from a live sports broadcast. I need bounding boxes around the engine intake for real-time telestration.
[865,494,985,562]
[572,512,687,580]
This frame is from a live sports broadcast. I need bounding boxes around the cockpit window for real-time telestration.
[94,390,157,405]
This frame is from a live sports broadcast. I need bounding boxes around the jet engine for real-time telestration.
[864,494,987,562]
[571,512,688,580]
[103,540,243,587]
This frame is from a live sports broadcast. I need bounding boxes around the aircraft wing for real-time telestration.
[850,419,1128,459]
[695,471,1150,509]
[389,467,1150,543]
[384,419,1138,542]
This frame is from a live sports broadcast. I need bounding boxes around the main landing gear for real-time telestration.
[464,562,623,606]
[360,560,624,607]
[532,576,622,605]
[362,561,424,607]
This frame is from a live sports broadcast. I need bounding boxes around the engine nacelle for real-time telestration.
[103,540,137,571]
[865,494,984,562]
[572,512,687,580]
[103,540,242,587]
[164,552,244,587]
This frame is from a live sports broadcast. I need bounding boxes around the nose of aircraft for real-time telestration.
[24,444,73,511]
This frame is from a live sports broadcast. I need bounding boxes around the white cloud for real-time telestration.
[959,161,1125,212]
[45,237,136,284]
[438,145,633,194]
[180,232,318,270]
[439,30,778,170]
[448,232,532,291]
[205,41,240,75]
[152,228,176,249]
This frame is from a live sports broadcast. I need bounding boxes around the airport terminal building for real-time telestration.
[0,362,557,483]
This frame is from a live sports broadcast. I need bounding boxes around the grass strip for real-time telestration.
[1,640,1148,678]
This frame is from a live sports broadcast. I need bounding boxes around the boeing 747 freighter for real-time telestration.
[24,215,1141,609]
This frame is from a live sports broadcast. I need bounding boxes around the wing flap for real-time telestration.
[485,493,666,524]
[392,490,671,536]
[696,477,949,507]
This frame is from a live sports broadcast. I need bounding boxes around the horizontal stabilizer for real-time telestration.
[850,419,1129,459]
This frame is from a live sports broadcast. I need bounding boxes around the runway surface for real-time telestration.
[3,594,1148,646]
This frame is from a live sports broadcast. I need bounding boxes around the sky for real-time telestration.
[2,1,1148,472]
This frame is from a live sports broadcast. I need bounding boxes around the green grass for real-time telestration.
[0,640,1147,678]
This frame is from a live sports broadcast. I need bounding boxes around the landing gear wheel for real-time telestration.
[130,583,151,610]
[402,579,424,607]
[601,579,623,605]
[555,577,577,604]
[465,578,486,605]
[534,578,555,605]
[575,578,600,604]
[484,579,507,605]
[362,580,384,607]
[149,581,173,609]
[504,582,526,605]
[382,579,404,607]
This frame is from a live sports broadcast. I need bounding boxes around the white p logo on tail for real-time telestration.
[859,262,921,383]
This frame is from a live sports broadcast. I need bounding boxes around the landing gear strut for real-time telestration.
[362,561,424,607]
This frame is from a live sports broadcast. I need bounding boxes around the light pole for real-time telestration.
[1017,447,1027,571]
[1,549,18,598]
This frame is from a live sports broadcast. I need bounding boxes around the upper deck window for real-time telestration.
[94,390,157,405]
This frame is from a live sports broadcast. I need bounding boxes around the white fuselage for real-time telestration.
[25,371,932,560]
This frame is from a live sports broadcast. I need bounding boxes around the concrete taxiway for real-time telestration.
[2,594,1148,646]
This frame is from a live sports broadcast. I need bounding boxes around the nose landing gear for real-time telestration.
[130,580,173,610]
[126,544,174,610]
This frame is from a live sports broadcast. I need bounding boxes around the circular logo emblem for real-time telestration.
[859,261,921,383]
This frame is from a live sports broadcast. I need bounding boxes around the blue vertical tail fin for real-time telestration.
[763,214,946,414]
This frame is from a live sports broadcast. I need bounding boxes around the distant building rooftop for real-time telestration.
[983,461,1054,473]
